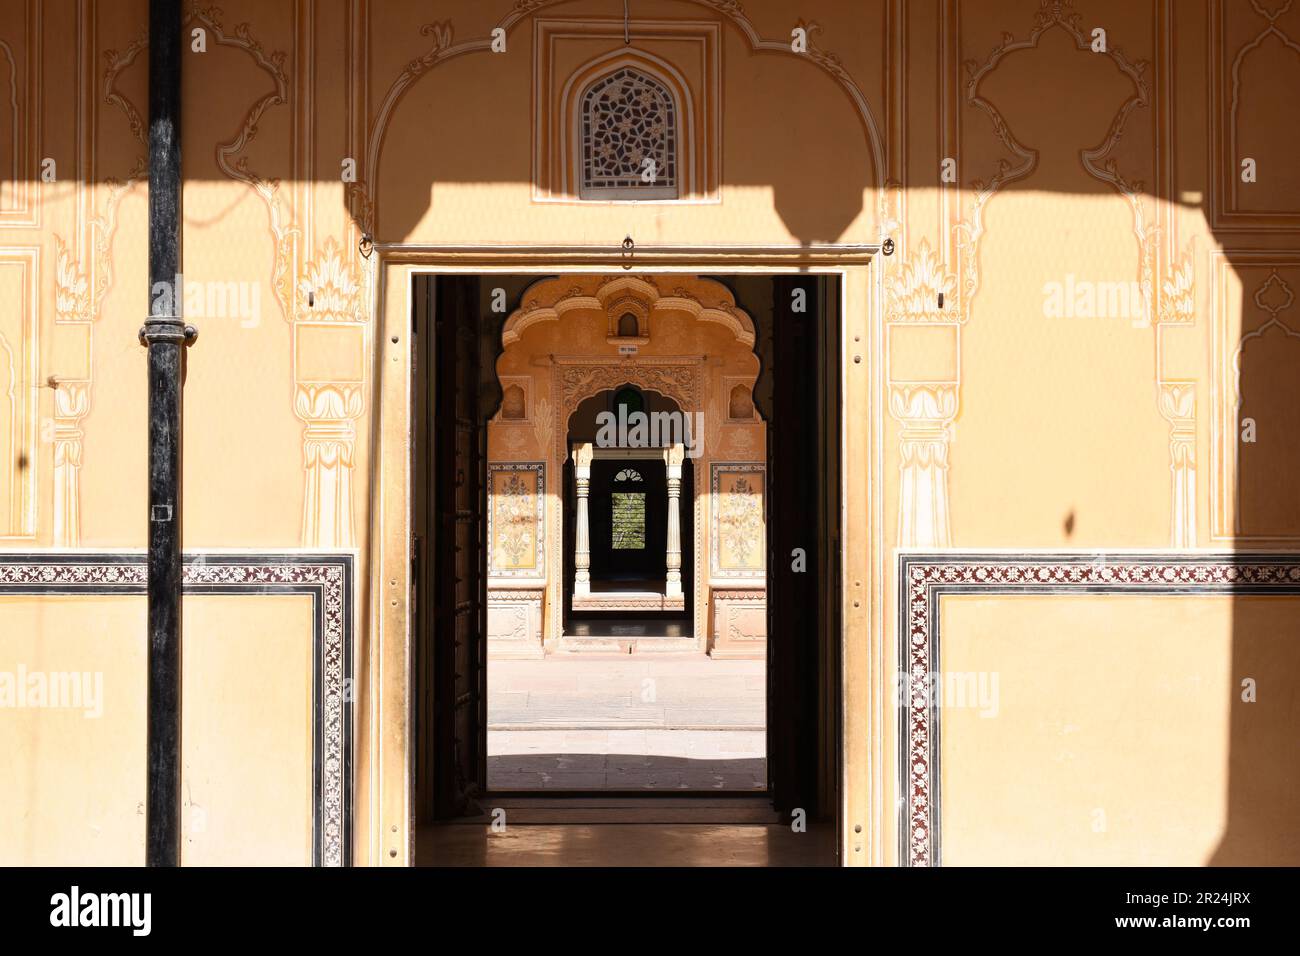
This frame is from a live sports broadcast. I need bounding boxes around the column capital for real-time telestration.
[572,441,594,472]
[664,442,685,477]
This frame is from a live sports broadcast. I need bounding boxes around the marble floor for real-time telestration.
[425,658,830,866]
[418,821,837,867]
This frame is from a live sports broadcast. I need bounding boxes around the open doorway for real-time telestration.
[412,270,842,862]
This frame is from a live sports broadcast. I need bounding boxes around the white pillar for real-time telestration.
[664,443,684,598]
[572,443,593,597]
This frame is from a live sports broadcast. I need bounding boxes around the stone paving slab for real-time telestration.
[488,728,767,791]
[488,657,765,731]
[487,659,767,790]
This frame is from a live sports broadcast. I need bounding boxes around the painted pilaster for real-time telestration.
[298,383,363,548]
[1158,382,1196,548]
[51,382,89,546]
[890,384,957,548]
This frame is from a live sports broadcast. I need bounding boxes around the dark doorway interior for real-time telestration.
[562,447,694,635]
[413,272,842,862]
[589,457,666,587]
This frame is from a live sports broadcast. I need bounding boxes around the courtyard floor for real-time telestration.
[487,657,766,791]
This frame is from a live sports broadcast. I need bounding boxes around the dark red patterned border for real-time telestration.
[898,553,1300,867]
[0,552,353,867]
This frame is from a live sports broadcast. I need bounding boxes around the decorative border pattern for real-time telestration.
[572,592,685,611]
[0,552,353,867]
[710,462,766,580]
[897,552,1300,867]
[487,462,546,579]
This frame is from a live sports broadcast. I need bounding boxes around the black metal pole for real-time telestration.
[141,0,191,868]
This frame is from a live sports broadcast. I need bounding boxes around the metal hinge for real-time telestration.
[411,534,423,612]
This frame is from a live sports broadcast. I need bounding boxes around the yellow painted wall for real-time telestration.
[0,0,1297,865]
[0,593,314,866]
[939,594,1298,866]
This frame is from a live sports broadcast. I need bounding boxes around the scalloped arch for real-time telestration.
[500,274,756,348]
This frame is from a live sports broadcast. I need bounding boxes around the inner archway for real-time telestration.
[562,386,696,639]
[481,272,770,795]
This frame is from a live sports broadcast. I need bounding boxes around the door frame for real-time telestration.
[372,243,884,867]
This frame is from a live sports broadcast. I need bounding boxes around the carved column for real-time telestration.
[572,442,593,597]
[664,443,684,598]
[890,384,958,548]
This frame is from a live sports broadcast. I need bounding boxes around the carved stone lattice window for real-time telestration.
[580,68,678,200]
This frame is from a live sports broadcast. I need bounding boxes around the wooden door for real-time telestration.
[414,274,487,819]
[767,275,841,822]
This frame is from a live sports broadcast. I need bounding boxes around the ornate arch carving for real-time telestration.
[501,274,755,349]
[556,361,700,424]
[546,358,707,645]
[493,273,761,652]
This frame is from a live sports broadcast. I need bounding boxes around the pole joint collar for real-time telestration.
[139,315,198,347]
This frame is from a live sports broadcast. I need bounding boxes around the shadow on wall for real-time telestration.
[364,7,878,246]
[905,16,1300,867]
[7,0,1299,864]
[1213,272,1300,865]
